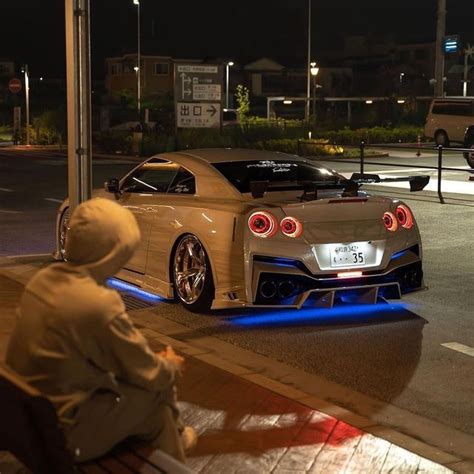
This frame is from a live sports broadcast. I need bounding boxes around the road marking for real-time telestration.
[441,342,474,358]
[0,209,21,214]
[0,187,14,192]
[44,198,63,203]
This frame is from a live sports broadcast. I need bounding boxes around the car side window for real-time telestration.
[122,159,179,193]
[168,167,196,194]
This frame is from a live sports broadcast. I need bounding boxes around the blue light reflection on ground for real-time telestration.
[230,302,410,327]
[107,278,164,303]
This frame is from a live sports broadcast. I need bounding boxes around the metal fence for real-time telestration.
[297,140,474,204]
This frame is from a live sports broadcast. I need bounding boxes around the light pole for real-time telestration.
[225,61,234,109]
[21,65,30,146]
[462,44,474,97]
[133,0,141,115]
[305,0,312,121]
[310,62,319,122]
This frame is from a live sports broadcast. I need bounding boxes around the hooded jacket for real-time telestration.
[6,198,175,419]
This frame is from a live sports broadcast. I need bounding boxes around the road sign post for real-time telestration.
[174,64,223,133]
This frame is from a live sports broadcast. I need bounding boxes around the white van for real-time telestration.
[424,97,474,146]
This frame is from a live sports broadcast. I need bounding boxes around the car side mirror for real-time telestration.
[105,178,120,193]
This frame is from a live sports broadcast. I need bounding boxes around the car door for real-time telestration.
[117,158,181,275]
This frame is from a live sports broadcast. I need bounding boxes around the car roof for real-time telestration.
[171,148,307,164]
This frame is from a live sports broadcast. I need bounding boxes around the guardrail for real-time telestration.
[297,140,474,204]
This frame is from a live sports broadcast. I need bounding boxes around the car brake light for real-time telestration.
[248,211,277,238]
[383,211,398,232]
[396,204,413,229]
[280,216,303,238]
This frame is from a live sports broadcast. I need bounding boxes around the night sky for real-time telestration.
[0,0,473,78]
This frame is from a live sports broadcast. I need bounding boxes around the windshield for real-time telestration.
[213,159,346,193]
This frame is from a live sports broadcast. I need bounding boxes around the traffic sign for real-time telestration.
[174,63,223,129]
[8,78,22,94]
[443,35,460,54]
[176,102,220,128]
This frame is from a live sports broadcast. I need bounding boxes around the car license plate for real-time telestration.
[329,242,368,268]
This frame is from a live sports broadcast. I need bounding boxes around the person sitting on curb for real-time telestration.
[5,198,196,463]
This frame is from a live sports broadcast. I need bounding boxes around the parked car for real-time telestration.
[424,97,474,145]
[55,149,428,312]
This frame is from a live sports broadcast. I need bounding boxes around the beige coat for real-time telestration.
[6,198,185,462]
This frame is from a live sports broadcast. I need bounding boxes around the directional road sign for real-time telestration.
[176,102,221,128]
[174,63,223,129]
[8,78,22,94]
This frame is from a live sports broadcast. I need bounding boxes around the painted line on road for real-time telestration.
[0,209,22,214]
[441,342,474,358]
[0,187,14,192]
[44,198,63,203]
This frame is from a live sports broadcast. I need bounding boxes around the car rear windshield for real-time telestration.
[213,160,345,193]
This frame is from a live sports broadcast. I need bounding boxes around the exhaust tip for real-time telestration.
[278,280,295,299]
[260,280,277,299]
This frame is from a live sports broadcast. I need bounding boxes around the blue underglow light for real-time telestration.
[230,302,409,327]
[391,250,407,260]
[107,278,164,303]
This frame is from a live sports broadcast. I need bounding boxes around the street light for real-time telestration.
[310,61,319,122]
[306,0,312,121]
[133,0,141,115]
[21,64,30,146]
[225,61,234,109]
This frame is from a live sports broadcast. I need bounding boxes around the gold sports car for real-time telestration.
[55,148,429,312]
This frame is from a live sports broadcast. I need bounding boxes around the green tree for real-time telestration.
[235,84,250,120]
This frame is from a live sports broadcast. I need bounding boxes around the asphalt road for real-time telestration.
[1,147,473,439]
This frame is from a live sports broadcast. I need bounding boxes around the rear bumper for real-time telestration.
[249,248,423,309]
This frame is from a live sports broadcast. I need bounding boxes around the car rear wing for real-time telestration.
[349,173,430,192]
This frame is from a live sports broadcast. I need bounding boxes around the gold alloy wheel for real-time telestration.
[59,209,70,261]
[174,235,207,304]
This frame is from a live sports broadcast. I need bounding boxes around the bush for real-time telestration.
[94,130,132,155]
[255,138,344,156]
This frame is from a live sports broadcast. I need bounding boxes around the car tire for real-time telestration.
[464,143,474,169]
[434,130,449,147]
[58,208,70,261]
[172,234,214,313]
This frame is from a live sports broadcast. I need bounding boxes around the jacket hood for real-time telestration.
[65,198,141,283]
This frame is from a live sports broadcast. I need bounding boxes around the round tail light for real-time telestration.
[248,211,277,238]
[383,211,398,232]
[280,216,303,238]
[396,204,413,229]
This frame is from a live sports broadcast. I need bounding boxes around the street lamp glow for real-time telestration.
[225,61,234,108]
[283,100,293,105]
[397,99,406,104]
[310,61,319,76]
[133,0,139,4]
[134,66,139,72]
[365,100,373,104]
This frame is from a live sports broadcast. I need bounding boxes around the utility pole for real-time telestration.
[305,0,311,121]
[434,0,446,97]
[65,0,92,210]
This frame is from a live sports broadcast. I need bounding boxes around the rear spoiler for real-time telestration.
[248,174,430,199]
[349,173,430,192]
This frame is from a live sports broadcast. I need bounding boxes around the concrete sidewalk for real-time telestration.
[0,257,464,473]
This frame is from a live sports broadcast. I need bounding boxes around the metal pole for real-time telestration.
[305,0,311,121]
[137,0,141,115]
[434,0,446,97]
[226,63,229,109]
[360,141,365,175]
[24,65,30,146]
[437,144,445,203]
[65,0,93,210]
[312,77,316,122]
[463,50,468,97]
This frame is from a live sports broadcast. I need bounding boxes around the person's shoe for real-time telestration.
[181,426,198,452]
